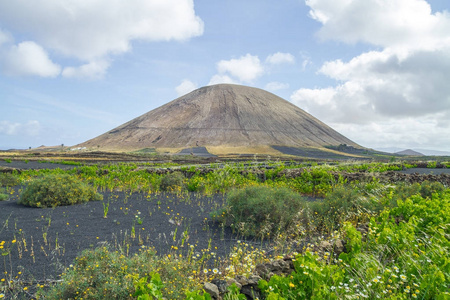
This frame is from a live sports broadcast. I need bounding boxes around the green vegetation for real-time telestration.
[0,173,18,201]
[18,174,103,207]
[0,173,20,187]
[0,192,7,201]
[427,161,437,168]
[1,159,448,299]
[259,189,450,299]
[304,182,384,234]
[160,171,185,192]
[38,159,83,166]
[213,186,305,237]
[38,245,205,299]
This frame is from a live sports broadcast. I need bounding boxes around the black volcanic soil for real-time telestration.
[0,190,256,286]
[0,161,78,170]
[399,168,450,175]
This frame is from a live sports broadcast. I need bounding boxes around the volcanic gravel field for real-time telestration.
[0,189,255,284]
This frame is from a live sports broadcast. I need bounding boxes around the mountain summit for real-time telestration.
[78,84,359,151]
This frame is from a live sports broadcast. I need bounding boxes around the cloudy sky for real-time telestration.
[1,0,449,152]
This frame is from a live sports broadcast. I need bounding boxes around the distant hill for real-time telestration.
[377,147,450,156]
[77,84,361,153]
[395,149,424,156]
[414,149,450,156]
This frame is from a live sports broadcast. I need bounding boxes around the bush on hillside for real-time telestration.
[19,174,102,207]
[214,186,305,237]
[160,172,185,192]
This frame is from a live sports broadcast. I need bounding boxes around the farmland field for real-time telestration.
[0,157,449,299]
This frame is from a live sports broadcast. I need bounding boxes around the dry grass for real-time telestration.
[155,147,185,154]
[311,147,365,158]
[206,145,283,156]
[0,152,22,157]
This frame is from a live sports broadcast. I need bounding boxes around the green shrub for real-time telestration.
[186,175,206,192]
[427,161,437,168]
[19,174,102,207]
[389,181,445,207]
[39,245,204,300]
[306,184,382,232]
[215,186,305,237]
[0,191,8,201]
[392,182,421,203]
[0,173,20,187]
[419,180,444,199]
[291,168,338,196]
[160,172,185,192]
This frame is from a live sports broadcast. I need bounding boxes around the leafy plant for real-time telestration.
[133,273,164,299]
[19,174,102,207]
[102,199,110,218]
[214,186,305,237]
[223,283,246,300]
[260,188,450,299]
[186,175,206,192]
[291,167,339,196]
[160,172,185,192]
[427,161,437,168]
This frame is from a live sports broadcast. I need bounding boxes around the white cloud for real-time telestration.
[0,41,61,77]
[208,52,295,84]
[209,51,296,85]
[208,74,237,86]
[62,60,110,80]
[331,117,450,151]
[265,82,289,92]
[293,0,450,150]
[265,52,295,65]
[0,120,41,136]
[300,53,312,70]
[175,79,197,96]
[216,54,264,83]
[0,0,204,78]
[0,29,12,46]
[305,0,450,50]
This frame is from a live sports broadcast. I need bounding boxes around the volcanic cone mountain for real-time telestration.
[78,84,359,152]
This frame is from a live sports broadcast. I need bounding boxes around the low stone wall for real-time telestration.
[141,167,450,186]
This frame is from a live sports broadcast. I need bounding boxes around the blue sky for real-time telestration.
[1,0,449,152]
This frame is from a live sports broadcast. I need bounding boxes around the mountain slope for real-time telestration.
[78,84,360,151]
